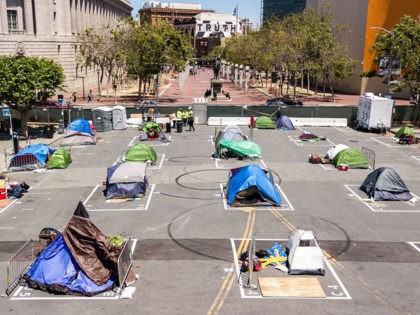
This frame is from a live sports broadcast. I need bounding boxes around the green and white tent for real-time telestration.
[395,126,414,138]
[125,143,157,163]
[333,148,368,169]
[255,116,275,129]
[219,140,262,159]
[47,148,72,169]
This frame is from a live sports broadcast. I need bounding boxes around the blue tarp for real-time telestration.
[67,118,95,136]
[25,235,115,295]
[227,164,282,206]
[276,115,295,130]
[10,143,56,167]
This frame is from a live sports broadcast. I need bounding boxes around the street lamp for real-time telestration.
[371,26,394,98]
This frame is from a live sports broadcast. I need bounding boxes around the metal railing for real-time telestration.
[117,238,134,293]
[8,154,40,172]
[6,239,36,296]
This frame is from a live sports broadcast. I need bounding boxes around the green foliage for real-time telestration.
[360,69,377,77]
[0,56,65,111]
[107,235,124,247]
[371,15,420,102]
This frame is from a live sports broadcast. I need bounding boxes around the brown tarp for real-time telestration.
[62,215,120,286]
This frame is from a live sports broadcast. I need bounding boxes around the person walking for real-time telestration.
[88,89,93,102]
[187,106,195,131]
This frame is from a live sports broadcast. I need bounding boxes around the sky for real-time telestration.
[131,0,262,28]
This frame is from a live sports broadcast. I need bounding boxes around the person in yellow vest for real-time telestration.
[181,109,188,126]
[187,106,195,131]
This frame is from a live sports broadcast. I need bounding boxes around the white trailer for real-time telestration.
[356,93,395,131]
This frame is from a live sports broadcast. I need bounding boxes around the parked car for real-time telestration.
[266,97,303,106]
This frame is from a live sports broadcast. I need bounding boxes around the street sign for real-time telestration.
[2,108,10,116]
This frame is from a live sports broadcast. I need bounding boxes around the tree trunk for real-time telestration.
[307,72,310,93]
[138,78,142,100]
[293,72,297,100]
[326,75,335,102]
[20,111,30,140]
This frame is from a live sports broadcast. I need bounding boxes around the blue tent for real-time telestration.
[24,202,135,296]
[67,118,95,136]
[10,143,56,168]
[226,164,282,206]
[25,234,115,295]
[276,115,295,130]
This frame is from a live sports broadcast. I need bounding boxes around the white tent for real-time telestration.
[326,144,349,160]
[287,229,326,275]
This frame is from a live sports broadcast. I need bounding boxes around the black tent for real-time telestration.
[360,167,413,201]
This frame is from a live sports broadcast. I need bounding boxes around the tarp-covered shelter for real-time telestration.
[60,131,96,147]
[219,140,262,159]
[47,148,72,169]
[9,143,56,171]
[125,143,157,164]
[287,229,326,275]
[104,162,148,199]
[255,116,275,129]
[139,122,168,142]
[24,202,136,296]
[360,167,413,201]
[325,144,349,160]
[92,107,113,132]
[276,115,295,130]
[333,148,368,169]
[225,164,281,206]
[213,125,246,158]
[112,106,127,130]
[67,118,95,136]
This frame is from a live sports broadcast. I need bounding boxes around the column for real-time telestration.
[70,0,77,34]
[0,0,8,34]
[24,0,34,34]
[76,0,82,34]
[33,0,50,35]
[234,64,238,87]
[56,0,71,35]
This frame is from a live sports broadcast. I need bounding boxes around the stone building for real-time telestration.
[0,0,132,97]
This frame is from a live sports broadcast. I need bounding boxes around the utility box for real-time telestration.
[356,93,395,131]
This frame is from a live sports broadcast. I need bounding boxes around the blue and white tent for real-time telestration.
[226,164,282,206]
[67,118,95,136]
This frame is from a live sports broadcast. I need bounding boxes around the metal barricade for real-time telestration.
[361,146,376,170]
[8,154,40,172]
[117,238,134,293]
[6,239,36,296]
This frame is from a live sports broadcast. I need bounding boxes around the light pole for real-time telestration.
[96,69,101,101]
[371,26,394,98]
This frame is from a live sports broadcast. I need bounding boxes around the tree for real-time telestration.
[0,56,65,135]
[371,15,420,104]
[125,20,193,99]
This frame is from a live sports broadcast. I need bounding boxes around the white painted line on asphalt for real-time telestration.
[0,226,14,230]
[83,185,100,206]
[411,156,420,162]
[149,154,165,170]
[210,135,215,146]
[230,238,351,300]
[407,242,420,252]
[0,199,18,215]
[370,137,399,148]
[345,184,420,213]
[88,184,155,212]
[22,208,34,211]
[128,136,137,147]
[214,158,219,169]
[319,163,337,171]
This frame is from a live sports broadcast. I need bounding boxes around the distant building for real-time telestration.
[307,0,420,97]
[263,0,306,21]
[174,12,243,59]
[139,1,214,25]
[0,0,132,94]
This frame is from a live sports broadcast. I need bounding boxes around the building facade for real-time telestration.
[0,0,132,94]
[306,0,420,97]
[263,0,306,21]
[174,12,243,59]
[139,1,214,25]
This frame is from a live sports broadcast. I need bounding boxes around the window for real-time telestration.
[7,10,18,31]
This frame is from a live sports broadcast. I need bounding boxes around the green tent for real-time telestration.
[220,140,262,159]
[395,126,414,138]
[47,148,72,169]
[255,116,275,129]
[125,143,157,163]
[141,122,161,133]
[333,148,368,169]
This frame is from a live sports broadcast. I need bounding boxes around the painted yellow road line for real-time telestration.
[207,209,255,315]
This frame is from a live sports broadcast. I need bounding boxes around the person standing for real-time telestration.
[187,106,195,131]
[72,91,77,103]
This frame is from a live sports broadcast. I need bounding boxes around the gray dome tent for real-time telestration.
[360,167,413,201]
